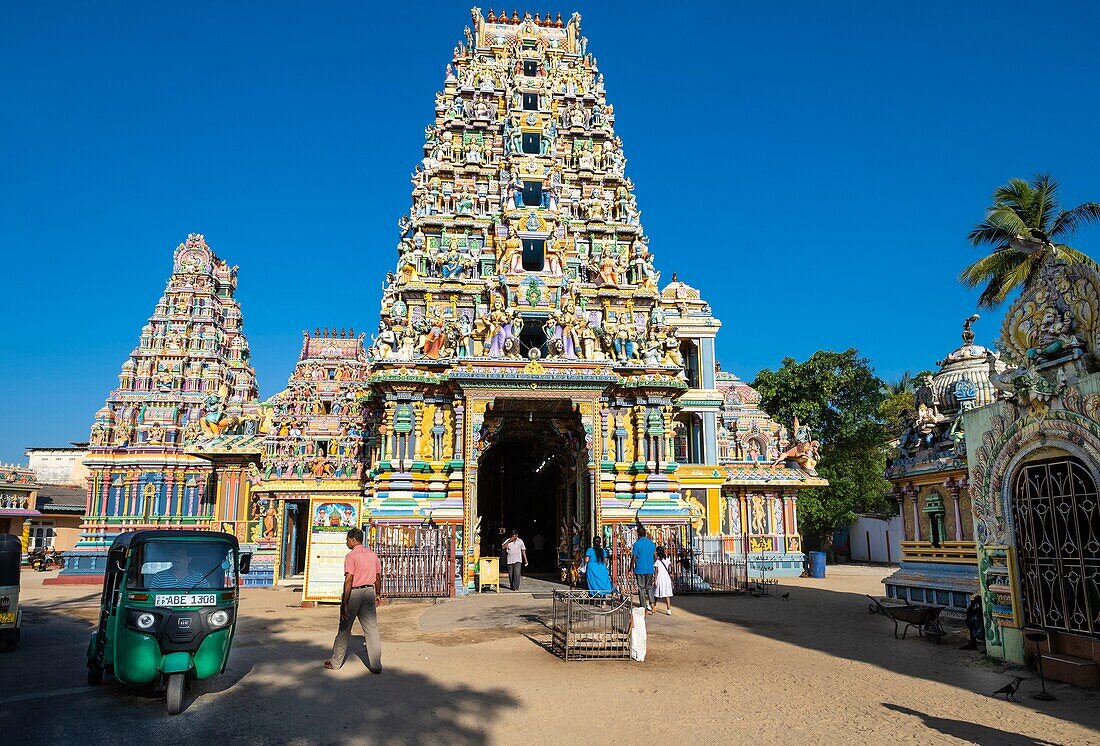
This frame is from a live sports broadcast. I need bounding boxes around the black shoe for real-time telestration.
[959,642,977,650]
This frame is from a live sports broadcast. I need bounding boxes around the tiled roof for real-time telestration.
[36,485,87,512]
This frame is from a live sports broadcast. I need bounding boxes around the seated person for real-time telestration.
[961,594,986,650]
[584,536,614,597]
[146,546,213,589]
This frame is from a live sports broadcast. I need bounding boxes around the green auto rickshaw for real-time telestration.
[0,535,21,651]
[86,530,251,714]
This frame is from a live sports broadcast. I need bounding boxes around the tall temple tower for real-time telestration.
[57,10,822,593]
[359,8,767,586]
[64,234,260,575]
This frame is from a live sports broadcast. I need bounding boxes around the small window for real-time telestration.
[522,181,542,207]
[522,239,545,271]
[521,132,541,155]
[523,60,538,77]
[522,93,538,110]
[321,401,333,415]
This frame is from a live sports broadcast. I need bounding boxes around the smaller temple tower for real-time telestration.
[63,234,259,577]
[884,316,1003,616]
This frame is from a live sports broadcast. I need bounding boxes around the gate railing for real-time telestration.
[609,524,749,595]
[370,524,457,599]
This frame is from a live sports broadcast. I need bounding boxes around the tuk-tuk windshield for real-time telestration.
[128,541,237,590]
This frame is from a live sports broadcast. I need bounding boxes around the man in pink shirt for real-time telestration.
[324,528,384,673]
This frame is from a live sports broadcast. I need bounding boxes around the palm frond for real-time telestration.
[1049,202,1100,238]
[959,249,1027,288]
[1053,243,1099,269]
[991,178,1032,209]
[976,256,1035,309]
[1030,173,1059,232]
[967,220,1015,248]
[987,208,1031,235]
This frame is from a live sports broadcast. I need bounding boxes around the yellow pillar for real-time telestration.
[706,488,721,535]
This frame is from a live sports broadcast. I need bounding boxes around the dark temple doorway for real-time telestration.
[476,398,590,575]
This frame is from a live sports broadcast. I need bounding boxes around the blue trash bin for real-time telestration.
[808,551,827,579]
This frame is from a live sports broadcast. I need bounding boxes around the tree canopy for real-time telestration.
[752,349,891,542]
[960,174,1100,308]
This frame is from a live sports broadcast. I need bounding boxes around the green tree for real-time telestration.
[752,349,891,544]
[960,174,1100,308]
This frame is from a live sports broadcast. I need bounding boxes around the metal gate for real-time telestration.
[370,524,457,599]
[1013,457,1100,637]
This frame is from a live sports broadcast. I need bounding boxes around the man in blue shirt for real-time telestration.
[630,526,657,612]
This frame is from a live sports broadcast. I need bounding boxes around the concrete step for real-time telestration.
[1040,652,1100,689]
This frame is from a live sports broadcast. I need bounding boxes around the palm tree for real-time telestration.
[882,372,913,397]
[960,174,1100,308]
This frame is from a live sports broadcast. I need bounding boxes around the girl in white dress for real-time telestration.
[653,545,674,615]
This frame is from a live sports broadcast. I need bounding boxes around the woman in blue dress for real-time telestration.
[584,536,614,596]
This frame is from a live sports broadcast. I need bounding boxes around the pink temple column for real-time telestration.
[947,477,964,541]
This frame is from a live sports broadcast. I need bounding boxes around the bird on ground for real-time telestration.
[991,676,1025,701]
[780,592,790,600]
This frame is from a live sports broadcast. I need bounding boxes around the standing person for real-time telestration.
[630,526,657,612]
[503,529,527,591]
[324,528,383,674]
[531,531,545,569]
[653,545,674,615]
[584,535,614,596]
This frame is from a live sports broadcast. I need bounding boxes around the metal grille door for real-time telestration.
[1013,457,1100,637]
[371,524,457,598]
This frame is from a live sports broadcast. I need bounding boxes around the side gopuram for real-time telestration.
[884,316,1003,617]
[360,9,823,588]
[59,234,260,579]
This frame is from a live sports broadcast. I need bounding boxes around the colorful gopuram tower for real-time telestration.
[359,8,819,586]
[62,234,260,576]
[56,9,824,594]
[244,328,371,593]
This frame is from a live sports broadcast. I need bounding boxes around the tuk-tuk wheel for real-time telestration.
[87,660,103,686]
[166,673,185,715]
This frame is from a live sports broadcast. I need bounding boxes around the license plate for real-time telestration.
[155,594,216,607]
[0,612,14,624]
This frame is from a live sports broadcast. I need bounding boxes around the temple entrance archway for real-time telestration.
[476,398,591,574]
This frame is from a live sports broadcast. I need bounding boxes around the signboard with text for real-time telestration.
[303,498,359,602]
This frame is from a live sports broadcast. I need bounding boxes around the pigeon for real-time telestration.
[780,592,790,601]
[991,676,1025,701]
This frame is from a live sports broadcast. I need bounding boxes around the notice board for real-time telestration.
[303,498,359,602]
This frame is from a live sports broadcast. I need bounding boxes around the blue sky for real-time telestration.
[2,1,1099,463]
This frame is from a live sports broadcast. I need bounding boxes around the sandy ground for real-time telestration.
[1,565,1098,745]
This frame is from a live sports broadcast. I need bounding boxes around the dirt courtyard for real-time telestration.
[2,565,1097,745]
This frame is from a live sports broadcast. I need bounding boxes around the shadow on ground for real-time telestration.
[1,598,518,745]
[674,583,1100,733]
[882,703,1060,745]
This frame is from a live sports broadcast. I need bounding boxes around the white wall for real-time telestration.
[849,515,903,563]
[25,450,88,486]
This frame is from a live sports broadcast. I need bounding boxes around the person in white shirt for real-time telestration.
[502,529,528,591]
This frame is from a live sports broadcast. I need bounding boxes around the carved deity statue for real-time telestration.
[500,227,524,274]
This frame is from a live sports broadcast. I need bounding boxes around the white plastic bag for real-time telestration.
[630,606,647,661]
